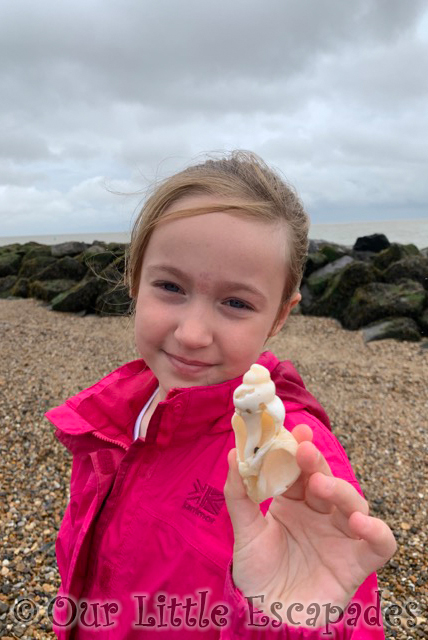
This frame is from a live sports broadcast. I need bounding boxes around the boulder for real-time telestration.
[307,261,376,320]
[353,234,390,253]
[418,309,428,336]
[303,251,329,278]
[342,280,426,330]
[22,244,52,260]
[373,243,419,271]
[50,241,89,257]
[308,240,351,261]
[50,277,102,312]
[10,278,30,298]
[36,256,88,281]
[0,275,18,298]
[18,255,57,279]
[94,285,133,316]
[382,256,428,290]
[362,318,421,343]
[29,279,80,302]
[0,251,23,277]
[78,245,118,272]
[299,284,314,314]
[305,256,355,297]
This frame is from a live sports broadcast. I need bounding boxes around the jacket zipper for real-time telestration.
[91,430,129,450]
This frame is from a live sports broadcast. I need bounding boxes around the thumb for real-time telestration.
[224,448,266,542]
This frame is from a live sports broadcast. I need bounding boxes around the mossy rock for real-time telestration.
[94,285,133,316]
[382,256,428,289]
[10,278,30,298]
[50,241,89,258]
[18,256,57,279]
[78,245,118,273]
[303,251,329,278]
[0,243,22,254]
[418,309,428,337]
[319,244,348,263]
[36,256,88,281]
[342,280,426,330]
[100,254,126,285]
[22,245,53,261]
[308,261,376,320]
[373,243,419,271]
[50,277,102,312]
[0,252,23,277]
[362,317,421,343]
[305,255,355,296]
[0,275,18,298]
[29,279,79,302]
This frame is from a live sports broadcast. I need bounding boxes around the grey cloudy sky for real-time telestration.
[1,0,427,237]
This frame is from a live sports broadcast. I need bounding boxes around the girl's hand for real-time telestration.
[224,424,397,627]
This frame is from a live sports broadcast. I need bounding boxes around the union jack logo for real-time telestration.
[186,479,225,516]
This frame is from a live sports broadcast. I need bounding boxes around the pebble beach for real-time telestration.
[0,297,427,639]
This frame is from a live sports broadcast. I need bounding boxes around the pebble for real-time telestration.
[0,297,427,640]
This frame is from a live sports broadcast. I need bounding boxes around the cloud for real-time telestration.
[0,0,427,236]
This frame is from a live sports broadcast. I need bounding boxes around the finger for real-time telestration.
[291,423,313,443]
[224,448,267,544]
[284,441,333,500]
[350,512,397,570]
[307,473,369,519]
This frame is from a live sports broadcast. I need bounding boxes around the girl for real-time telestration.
[45,151,396,639]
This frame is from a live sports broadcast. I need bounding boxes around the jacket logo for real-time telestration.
[182,479,225,523]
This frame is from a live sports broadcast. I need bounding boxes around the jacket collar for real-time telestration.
[44,350,330,449]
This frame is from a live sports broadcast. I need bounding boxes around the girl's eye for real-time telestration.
[154,281,182,293]
[225,298,254,311]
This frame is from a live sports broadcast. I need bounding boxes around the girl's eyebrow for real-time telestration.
[146,264,267,303]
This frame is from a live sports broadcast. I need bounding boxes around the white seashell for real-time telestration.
[232,363,301,503]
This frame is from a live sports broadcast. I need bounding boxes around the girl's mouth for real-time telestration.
[164,351,215,374]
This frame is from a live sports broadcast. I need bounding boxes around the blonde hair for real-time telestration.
[124,151,309,332]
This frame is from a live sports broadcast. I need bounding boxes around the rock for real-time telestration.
[418,309,428,336]
[29,279,81,302]
[303,251,329,278]
[79,246,118,272]
[308,239,351,258]
[308,256,354,282]
[10,278,30,298]
[22,245,52,260]
[50,277,102,312]
[18,256,57,280]
[0,276,18,298]
[0,251,23,277]
[362,318,421,343]
[36,256,88,281]
[307,261,376,320]
[342,280,426,330]
[95,285,132,316]
[299,284,314,314]
[382,256,428,290]
[421,247,428,258]
[50,241,89,257]
[373,243,419,271]
[353,233,390,253]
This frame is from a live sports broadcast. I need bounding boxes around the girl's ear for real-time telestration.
[268,292,302,339]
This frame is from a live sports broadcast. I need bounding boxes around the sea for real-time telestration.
[1,218,427,249]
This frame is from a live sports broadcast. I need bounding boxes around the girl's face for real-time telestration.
[134,195,300,400]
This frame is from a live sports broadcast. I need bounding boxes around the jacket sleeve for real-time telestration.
[220,411,386,639]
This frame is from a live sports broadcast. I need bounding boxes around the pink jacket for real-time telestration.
[44,350,385,639]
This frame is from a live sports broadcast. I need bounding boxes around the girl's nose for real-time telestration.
[174,305,214,349]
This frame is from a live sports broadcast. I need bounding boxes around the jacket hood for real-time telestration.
[44,350,330,449]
